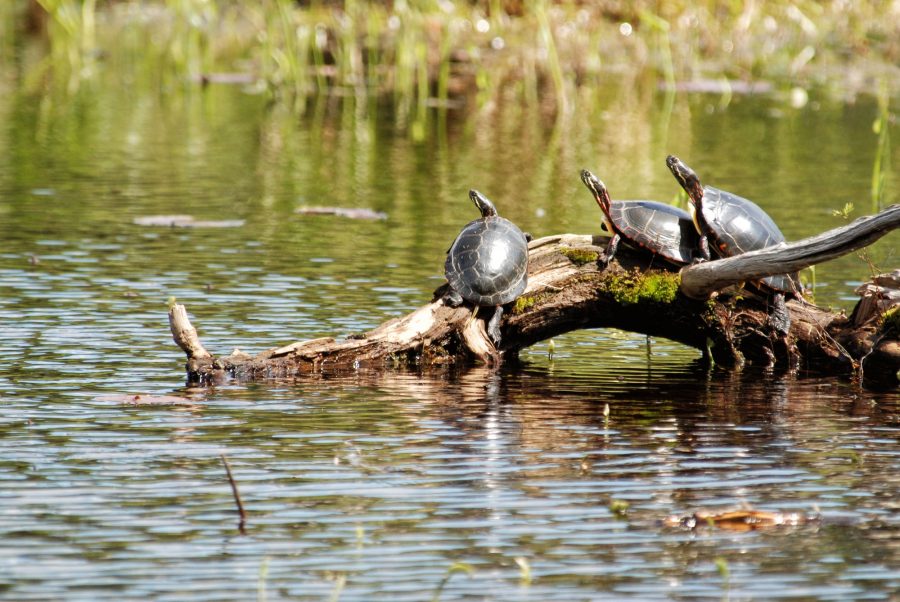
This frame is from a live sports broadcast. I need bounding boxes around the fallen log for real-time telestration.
[169,205,900,388]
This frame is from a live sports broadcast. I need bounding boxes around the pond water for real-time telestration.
[0,67,899,600]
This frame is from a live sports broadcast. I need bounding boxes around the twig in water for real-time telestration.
[220,453,247,533]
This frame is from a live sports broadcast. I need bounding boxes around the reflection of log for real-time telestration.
[169,206,900,389]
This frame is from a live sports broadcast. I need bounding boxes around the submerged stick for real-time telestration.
[220,453,247,533]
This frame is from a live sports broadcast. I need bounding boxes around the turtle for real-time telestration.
[580,169,699,267]
[665,155,800,334]
[444,189,529,347]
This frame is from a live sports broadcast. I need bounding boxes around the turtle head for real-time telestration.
[666,155,704,206]
[580,169,612,210]
[469,189,498,217]
[580,169,616,234]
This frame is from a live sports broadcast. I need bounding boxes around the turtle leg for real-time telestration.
[603,234,621,267]
[696,235,711,262]
[768,293,799,369]
[487,306,504,347]
[444,289,465,307]
[524,232,533,243]
[768,293,791,337]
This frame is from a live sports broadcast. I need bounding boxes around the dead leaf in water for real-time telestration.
[664,508,821,531]
[95,393,202,407]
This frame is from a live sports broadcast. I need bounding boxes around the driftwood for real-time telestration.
[169,205,900,389]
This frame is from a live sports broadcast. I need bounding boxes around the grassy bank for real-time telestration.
[3,0,899,111]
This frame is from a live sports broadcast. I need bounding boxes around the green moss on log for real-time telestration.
[512,291,554,315]
[881,307,900,335]
[513,295,537,314]
[560,246,600,265]
[600,270,681,305]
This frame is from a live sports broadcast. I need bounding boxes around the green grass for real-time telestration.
[871,84,892,212]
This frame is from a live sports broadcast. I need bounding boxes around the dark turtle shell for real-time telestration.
[445,215,528,306]
[581,169,698,265]
[606,200,699,265]
[698,186,798,293]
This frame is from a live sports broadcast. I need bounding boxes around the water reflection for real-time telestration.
[0,355,898,600]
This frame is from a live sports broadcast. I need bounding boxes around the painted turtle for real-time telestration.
[444,190,529,346]
[666,155,800,336]
[665,155,799,294]
[580,169,699,266]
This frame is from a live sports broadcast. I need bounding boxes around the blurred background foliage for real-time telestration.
[2,0,899,116]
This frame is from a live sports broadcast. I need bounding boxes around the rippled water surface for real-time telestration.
[1,71,899,600]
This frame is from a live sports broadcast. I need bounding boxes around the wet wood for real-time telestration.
[169,206,900,388]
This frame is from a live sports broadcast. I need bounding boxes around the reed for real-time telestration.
[0,2,21,60]
[9,1,900,121]
[534,0,568,114]
[871,84,891,212]
[33,0,99,87]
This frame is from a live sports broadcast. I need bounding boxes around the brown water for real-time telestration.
[0,70,899,600]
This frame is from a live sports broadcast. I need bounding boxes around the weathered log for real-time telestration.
[169,206,900,388]
[679,205,900,298]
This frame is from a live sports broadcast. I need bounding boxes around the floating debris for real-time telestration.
[133,215,245,228]
[660,79,773,95]
[95,393,201,406]
[296,206,388,220]
[664,508,821,531]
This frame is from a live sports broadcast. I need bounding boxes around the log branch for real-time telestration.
[168,206,900,388]
[680,205,900,298]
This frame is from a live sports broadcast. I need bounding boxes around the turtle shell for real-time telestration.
[445,216,528,306]
[607,200,699,265]
[699,186,799,293]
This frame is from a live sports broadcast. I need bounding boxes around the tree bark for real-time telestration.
[169,206,900,389]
